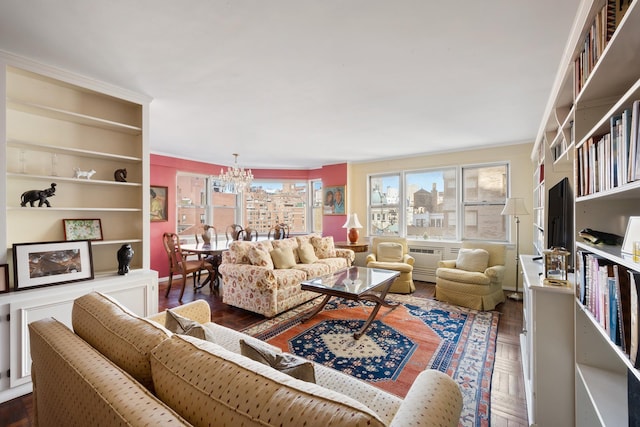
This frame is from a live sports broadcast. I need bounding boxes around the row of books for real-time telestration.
[574,0,633,96]
[576,100,640,196]
[576,250,640,366]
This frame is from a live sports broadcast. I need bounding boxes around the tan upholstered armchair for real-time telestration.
[435,241,506,310]
[365,237,415,294]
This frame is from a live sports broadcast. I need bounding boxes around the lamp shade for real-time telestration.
[501,198,529,216]
[342,213,363,229]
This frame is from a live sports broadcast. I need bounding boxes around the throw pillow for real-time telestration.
[297,243,319,264]
[248,246,274,269]
[271,237,300,263]
[456,248,490,273]
[311,236,337,259]
[165,309,216,341]
[270,247,297,269]
[377,242,404,262]
[239,339,316,383]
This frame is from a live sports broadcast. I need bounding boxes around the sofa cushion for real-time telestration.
[165,309,216,341]
[239,339,316,383]
[456,248,490,272]
[150,335,385,427]
[72,292,170,391]
[226,241,257,264]
[298,242,319,263]
[271,246,297,269]
[248,245,274,269]
[311,236,337,259]
[271,237,300,262]
[377,242,404,262]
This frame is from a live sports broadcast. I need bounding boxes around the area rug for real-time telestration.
[242,294,499,427]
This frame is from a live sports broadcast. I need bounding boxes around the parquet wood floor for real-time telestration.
[0,279,528,427]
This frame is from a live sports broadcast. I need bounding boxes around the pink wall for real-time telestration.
[150,154,346,278]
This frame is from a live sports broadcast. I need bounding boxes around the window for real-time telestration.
[405,168,456,240]
[311,180,323,234]
[462,164,508,241]
[369,174,401,236]
[176,173,239,244]
[368,162,509,241]
[242,181,309,234]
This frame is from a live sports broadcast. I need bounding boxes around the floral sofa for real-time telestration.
[219,234,355,317]
[28,292,463,427]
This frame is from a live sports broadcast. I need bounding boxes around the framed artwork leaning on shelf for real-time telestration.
[13,240,94,290]
[63,218,103,241]
[0,264,8,293]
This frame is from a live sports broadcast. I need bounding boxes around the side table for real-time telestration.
[334,241,369,265]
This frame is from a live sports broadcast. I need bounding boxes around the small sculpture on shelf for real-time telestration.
[20,183,56,207]
[117,244,134,275]
[114,168,127,182]
[73,168,96,179]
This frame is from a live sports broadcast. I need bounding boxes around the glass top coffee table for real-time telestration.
[300,266,400,339]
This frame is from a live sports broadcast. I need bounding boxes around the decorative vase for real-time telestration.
[348,228,359,244]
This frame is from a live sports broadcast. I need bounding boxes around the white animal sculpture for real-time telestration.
[73,168,97,179]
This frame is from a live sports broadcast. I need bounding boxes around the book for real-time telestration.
[630,270,640,366]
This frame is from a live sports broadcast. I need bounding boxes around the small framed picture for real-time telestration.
[622,216,640,254]
[13,240,94,290]
[0,264,9,293]
[63,219,103,241]
[150,185,168,222]
[323,185,346,215]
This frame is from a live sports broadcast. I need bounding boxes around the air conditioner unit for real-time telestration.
[408,247,443,282]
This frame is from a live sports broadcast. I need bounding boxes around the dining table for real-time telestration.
[180,243,228,289]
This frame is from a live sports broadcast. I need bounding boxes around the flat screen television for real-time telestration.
[547,177,573,256]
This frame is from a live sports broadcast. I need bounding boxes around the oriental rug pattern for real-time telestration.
[242,294,499,427]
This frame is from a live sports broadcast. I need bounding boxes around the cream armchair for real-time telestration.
[366,237,415,294]
[435,241,506,310]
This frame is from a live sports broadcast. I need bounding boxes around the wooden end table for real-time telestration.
[334,241,369,253]
[301,266,399,339]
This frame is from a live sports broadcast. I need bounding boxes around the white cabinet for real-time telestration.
[520,255,575,426]
[0,270,158,403]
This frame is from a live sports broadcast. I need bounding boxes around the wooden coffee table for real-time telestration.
[300,266,400,339]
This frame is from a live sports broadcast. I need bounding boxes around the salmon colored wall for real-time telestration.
[150,154,346,279]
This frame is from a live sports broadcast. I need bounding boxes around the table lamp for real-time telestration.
[501,197,529,300]
[342,213,363,244]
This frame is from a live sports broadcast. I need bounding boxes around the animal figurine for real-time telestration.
[114,168,127,182]
[117,244,134,275]
[73,168,96,179]
[21,183,57,207]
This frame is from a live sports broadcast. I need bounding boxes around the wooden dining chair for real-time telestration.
[238,227,258,241]
[162,232,215,301]
[267,223,289,240]
[225,224,244,246]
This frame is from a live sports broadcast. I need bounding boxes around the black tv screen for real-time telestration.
[547,177,573,255]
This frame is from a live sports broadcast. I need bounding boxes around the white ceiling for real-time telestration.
[0,0,581,169]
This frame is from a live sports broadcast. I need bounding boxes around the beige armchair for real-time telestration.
[366,237,415,294]
[435,241,506,310]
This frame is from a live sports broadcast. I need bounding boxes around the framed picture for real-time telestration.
[150,185,168,222]
[0,264,8,293]
[13,240,94,290]
[622,216,640,254]
[323,185,346,215]
[63,219,103,241]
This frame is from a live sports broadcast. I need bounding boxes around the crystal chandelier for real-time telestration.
[218,153,253,193]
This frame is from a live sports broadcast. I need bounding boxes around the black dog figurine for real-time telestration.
[21,183,57,207]
[114,168,127,182]
[117,244,134,275]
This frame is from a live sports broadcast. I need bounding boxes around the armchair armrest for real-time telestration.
[485,265,506,281]
[402,254,415,265]
[389,370,462,427]
[365,253,377,264]
[438,260,457,269]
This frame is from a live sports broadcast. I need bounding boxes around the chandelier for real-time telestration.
[218,153,253,193]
